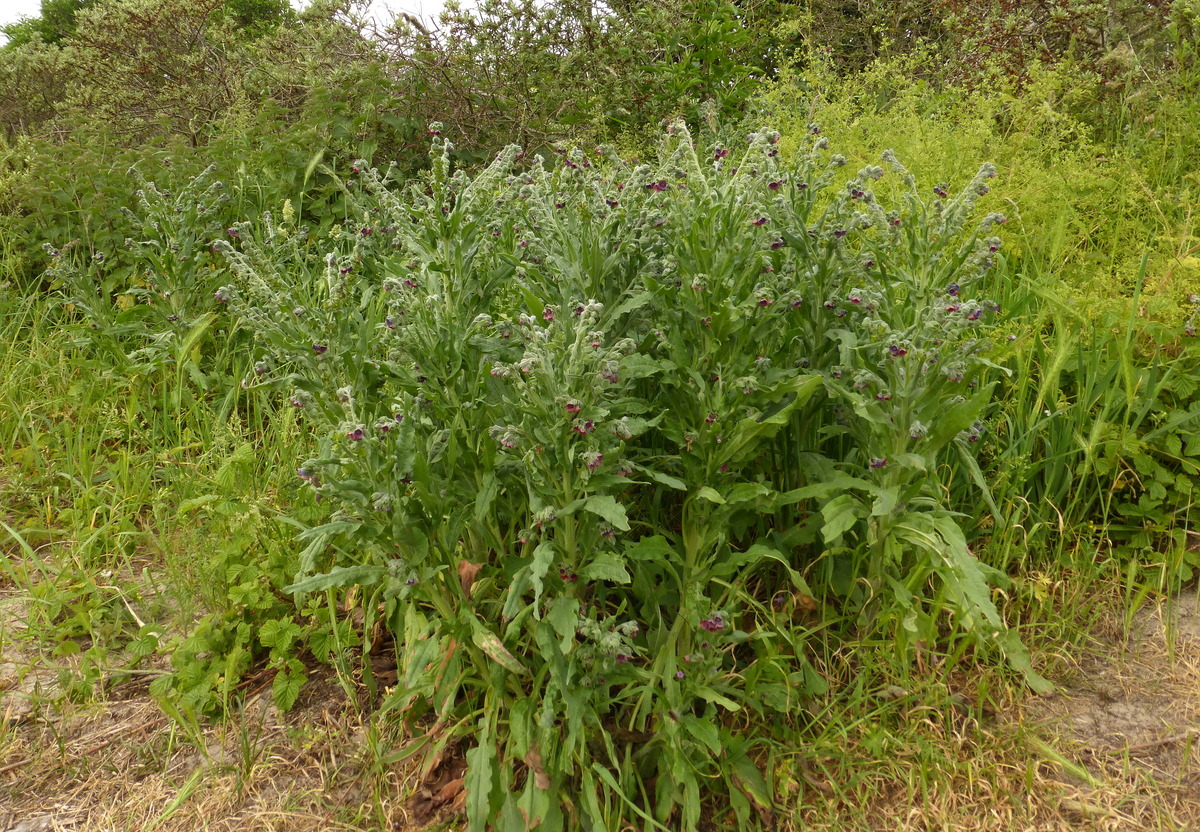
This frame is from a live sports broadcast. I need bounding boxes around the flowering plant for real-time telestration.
[208,121,1041,830]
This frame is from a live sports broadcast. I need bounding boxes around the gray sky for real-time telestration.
[0,0,452,42]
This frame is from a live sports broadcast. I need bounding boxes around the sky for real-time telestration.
[0,0,452,41]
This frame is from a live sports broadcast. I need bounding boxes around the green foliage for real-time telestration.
[200,121,1033,826]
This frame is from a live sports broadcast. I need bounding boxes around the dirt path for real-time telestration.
[1022,591,1200,830]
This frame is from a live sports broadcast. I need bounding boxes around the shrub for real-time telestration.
[195,122,1043,829]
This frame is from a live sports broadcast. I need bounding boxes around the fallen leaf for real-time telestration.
[458,561,483,596]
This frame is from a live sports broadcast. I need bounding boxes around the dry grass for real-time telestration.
[2,591,1198,832]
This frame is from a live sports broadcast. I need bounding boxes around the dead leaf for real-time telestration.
[458,561,482,596]
[435,776,465,804]
[524,747,551,789]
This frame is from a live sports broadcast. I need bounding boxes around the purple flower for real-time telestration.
[945,305,961,314]
[752,217,769,227]
[616,654,630,663]
[226,228,239,239]
[705,412,717,424]
[715,148,729,160]
[699,614,726,632]
[214,288,230,303]
[675,670,686,680]
[346,428,364,441]
[771,238,785,250]
[312,343,327,355]
[889,345,907,357]
[947,283,960,296]
[565,401,582,414]
[757,298,774,307]
[573,419,595,435]
[834,229,848,239]
[543,306,555,322]
[768,180,782,191]
[869,457,887,469]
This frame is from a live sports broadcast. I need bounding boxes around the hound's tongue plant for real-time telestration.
[207,121,1042,830]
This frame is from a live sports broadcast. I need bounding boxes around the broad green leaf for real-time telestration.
[871,485,900,517]
[693,685,741,711]
[696,486,725,504]
[471,618,528,675]
[285,564,385,594]
[546,596,579,653]
[620,353,675,379]
[821,494,863,543]
[680,714,721,754]
[581,551,631,583]
[583,495,630,531]
[723,482,771,506]
[625,535,677,560]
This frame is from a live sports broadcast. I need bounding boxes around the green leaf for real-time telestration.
[821,494,863,543]
[680,714,722,754]
[925,384,993,452]
[620,353,674,379]
[871,485,899,517]
[693,685,741,711]
[546,597,579,653]
[285,564,386,594]
[465,722,495,832]
[625,535,677,560]
[272,658,306,712]
[471,618,528,675]
[530,542,556,609]
[1000,628,1054,694]
[696,486,726,505]
[724,482,771,506]
[640,468,687,490]
[474,470,498,522]
[583,495,630,531]
[581,551,631,583]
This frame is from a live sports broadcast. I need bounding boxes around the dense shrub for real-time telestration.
[193,122,1044,829]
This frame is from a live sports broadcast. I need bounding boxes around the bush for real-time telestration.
[196,122,1042,829]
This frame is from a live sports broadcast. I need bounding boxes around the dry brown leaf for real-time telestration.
[524,747,551,790]
[458,561,483,596]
